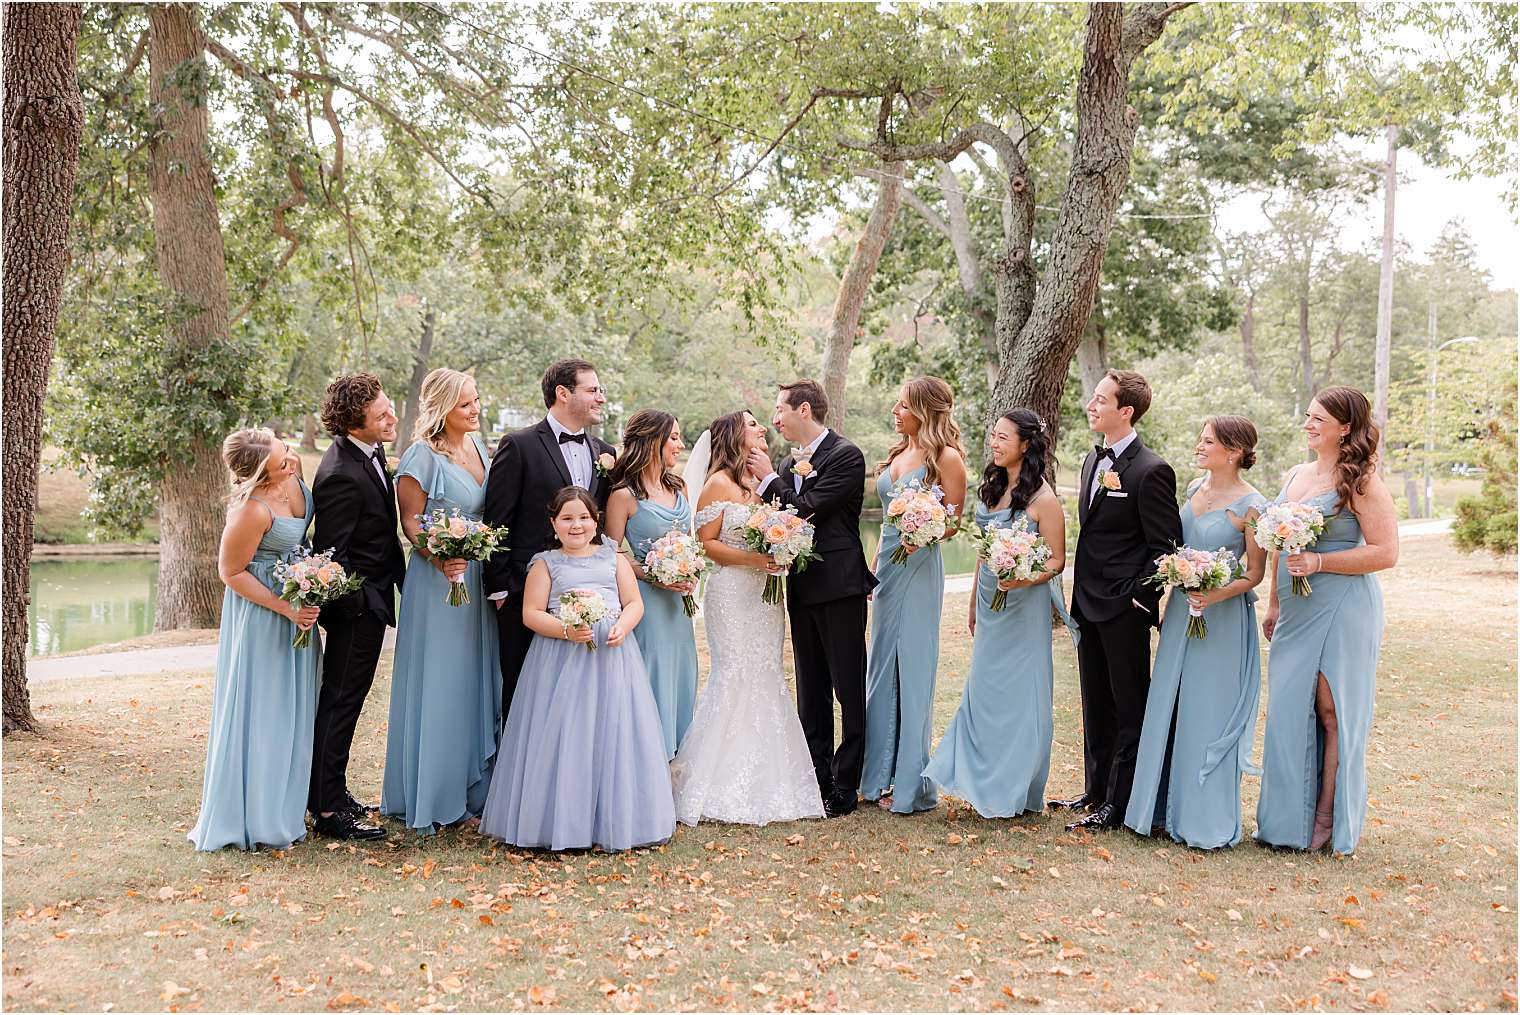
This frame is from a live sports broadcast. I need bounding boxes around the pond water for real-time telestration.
[27,557,159,658]
[24,523,976,660]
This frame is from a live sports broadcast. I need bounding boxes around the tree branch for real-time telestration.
[1120,1,1194,64]
[897,181,950,239]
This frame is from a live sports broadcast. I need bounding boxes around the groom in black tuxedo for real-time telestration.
[1057,369,1183,831]
[746,379,878,817]
[483,359,615,719]
[310,372,407,840]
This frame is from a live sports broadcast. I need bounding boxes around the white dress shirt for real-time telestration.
[761,428,831,496]
[347,435,390,486]
[546,411,592,489]
[1088,428,1137,505]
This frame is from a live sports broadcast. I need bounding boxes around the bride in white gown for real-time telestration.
[670,410,825,826]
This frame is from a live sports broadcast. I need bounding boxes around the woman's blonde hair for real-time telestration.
[878,376,964,488]
[412,368,476,452]
[222,427,281,505]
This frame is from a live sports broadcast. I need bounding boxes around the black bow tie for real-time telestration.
[558,431,587,445]
[1094,444,1117,462]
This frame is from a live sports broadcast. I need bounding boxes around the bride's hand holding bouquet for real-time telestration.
[742,501,820,605]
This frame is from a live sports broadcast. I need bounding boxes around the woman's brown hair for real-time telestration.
[878,376,964,488]
[706,410,754,488]
[1313,386,1379,512]
[608,410,685,500]
[1205,415,1258,470]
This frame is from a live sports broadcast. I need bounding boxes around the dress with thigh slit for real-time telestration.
[861,466,944,814]
[1255,488,1385,855]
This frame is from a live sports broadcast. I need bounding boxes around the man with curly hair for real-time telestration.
[309,372,407,841]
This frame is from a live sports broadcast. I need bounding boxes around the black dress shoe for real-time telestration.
[314,809,386,841]
[1048,793,1093,812]
[824,790,858,818]
[1065,802,1119,832]
[343,791,377,816]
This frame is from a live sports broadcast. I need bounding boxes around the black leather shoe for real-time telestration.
[343,791,377,816]
[314,809,386,841]
[1048,793,1093,812]
[824,790,858,818]
[1065,802,1119,832]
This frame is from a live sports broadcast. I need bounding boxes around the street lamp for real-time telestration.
[1425,334,1481,518]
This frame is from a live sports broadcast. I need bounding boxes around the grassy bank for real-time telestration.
[3,535,1515,1011]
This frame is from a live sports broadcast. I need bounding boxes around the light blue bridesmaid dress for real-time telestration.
[622,492,699,759]
[381,437,502,832]
[1255,487,1385,855]
[480,543,675,851]
[189,483,319,851]
[1124,483,1268,848]
[924,502,1078,818]
[862,465,945,814]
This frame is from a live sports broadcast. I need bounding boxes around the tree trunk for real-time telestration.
[1297,287,1316,402]
[1239,288,1263,392]
[1372,121,1398,473]
[300,412,318,451]
[148,2,234,630]
[1,2,84,734]
[821,162,903,435]
[395,302,437,455]
[988,3,1180,446]
[1075,312,1109,399]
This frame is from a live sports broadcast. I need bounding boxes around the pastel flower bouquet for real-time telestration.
[884,478,952,565]
[742,502,820,606]
[970,516,1052,612]
[556,588,609,651]
[640,530,715,617]
[272,547,365,649]
[1251,501,1327,596]
[1144,546,1243,639]
[414,508,509,606]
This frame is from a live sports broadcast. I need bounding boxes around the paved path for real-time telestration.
[29,518,1453,683]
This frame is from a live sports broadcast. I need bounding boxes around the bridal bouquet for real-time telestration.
[1251,501,1327,596]
[272,547,365,649]
[743,502,820,606]
[970,517,1052,612]
[556,588,609,651]
[640,530,714,617]
[414,508,509,606]
[884,478,952,565]
[1144,546,1242,639]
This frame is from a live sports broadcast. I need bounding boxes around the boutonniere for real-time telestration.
[384,462,397,481]
[595,452,616,478]
[1098,470,1122,492]
[792,460,815,478]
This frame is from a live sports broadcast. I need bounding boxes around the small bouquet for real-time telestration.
[1251,501,1327,596]
[640,530,714,617]
[414,508,509,606]
[272,547,365,649]
[1144,546,1243,639]
[742,502,821,606]
[970,517,1052,612]
[556,588,609,651]
[884,478,953,565]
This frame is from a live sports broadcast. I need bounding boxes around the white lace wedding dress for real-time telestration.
[670,502,826,826]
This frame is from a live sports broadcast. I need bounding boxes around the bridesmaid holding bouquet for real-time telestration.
[604,410,700,759]
[381,368,502,833]
[189,429,320,851]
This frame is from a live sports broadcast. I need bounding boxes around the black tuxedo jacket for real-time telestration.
[1072,433,1183,625]
[311,437,408,627]
[759,430,878,608]
[482,418,615,599]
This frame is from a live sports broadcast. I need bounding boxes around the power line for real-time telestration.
[418,3,1216,222]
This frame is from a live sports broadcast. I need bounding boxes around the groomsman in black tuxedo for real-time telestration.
[1056,369,1183,831]
[310,373,408,840]
[746,379,878,817]
[483,359,615,717]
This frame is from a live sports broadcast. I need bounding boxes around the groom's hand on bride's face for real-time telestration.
[745,448,773,478]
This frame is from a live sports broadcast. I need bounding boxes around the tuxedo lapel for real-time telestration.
[1079,450,1097,525]
[1087,436,1144,522]
[802,431,841,488]
[535,419,574,488]
[588,436,613,501]
[338,435,391,502]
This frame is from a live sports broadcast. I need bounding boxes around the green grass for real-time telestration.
[3,535,1515,1011]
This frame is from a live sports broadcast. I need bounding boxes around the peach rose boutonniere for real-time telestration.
[1098,469,1122,492]
[792,460,815,479]
[595,452,616,478]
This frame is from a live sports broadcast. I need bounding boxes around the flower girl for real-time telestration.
[479,487,675,851]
